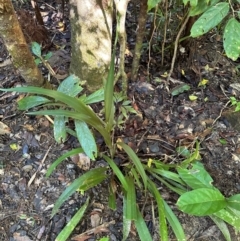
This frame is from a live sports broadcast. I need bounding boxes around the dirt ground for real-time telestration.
[1,1,240,241]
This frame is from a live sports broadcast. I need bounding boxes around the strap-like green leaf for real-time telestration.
[18,96,50,110]
[134,206,153,241]
[103,155,128,191]
[125,176,137,220]
[56,197,89,241]
[118,142,147,189]
[148,180,168,241]
[210,215,231,241]
[213,208,240,231]
[163,200,186,241]
[52,167,107,216]
[0,87,112,149]
[46,148,83,177]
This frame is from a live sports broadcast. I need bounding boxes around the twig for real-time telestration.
[147,6,158,76]
[161,0,168,66]
[212,101,230,126]
[28,145,52,187]
[167,14,190,83]
[72,220,115,240]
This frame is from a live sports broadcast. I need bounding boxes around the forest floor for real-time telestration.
[1,1,240,241]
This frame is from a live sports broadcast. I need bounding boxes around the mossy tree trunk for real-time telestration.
[0,0,47,87]
[69,0,113,92]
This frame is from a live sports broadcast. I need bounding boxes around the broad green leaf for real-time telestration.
[54,115,67,143]
[227,194,240,211]
[219,138,227,145]
[57,75,83,97]
[125,176,137,220]
[171,84,190,96]
[52,167,107,216]
[135,207,153,241]
[18,96,50,110]
[164,201,186,241]
[46,148,83,177]
[148,0,162,12]
[177,188,226,216]
[213,208,240,231]
[75,120,97,160]
[84,88,104,104]
[190,0,198,7]
[44,51,52,60]
[148,180,168,241]
[189,0,220,16]
[31,42,41,57]
[224,18,240,61]
[56,197,89,241]
[123,195,131,241]
[103,155,128,191]
[98,238,109,241]
[177,162,214,189]
[191,2,229,37]
[35,58,41,65]
[118,142,147,189]
[210,215,231,241]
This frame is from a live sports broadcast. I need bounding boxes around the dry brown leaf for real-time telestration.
[0,121,11,135]
[13,232,33,241]
[90,212,101,228]
[71,234,92,241]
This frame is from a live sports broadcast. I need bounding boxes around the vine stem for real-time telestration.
[167,14,190,83]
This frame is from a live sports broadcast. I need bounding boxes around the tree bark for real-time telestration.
[131,0,148,81]
[114,0,130,94]
[69,0,113,92]
[0,0,48,87]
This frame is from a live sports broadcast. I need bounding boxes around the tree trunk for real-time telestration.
[114,0,130,94]
[131,0,148,81]
[0,0,48,87]
[69,0,113,92]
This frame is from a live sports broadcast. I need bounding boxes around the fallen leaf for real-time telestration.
[91,211,101,228]
[0,121,11,135]
[13,232,33,241]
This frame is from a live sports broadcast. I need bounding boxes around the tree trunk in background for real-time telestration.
[131,0,148,81]
[114,0,130,94]
[0,0,48,87]
[69,0,113,92]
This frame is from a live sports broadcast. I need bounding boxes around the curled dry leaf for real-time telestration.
[71,153,91,170]
[0,121,11,135]
[90,209,102,228]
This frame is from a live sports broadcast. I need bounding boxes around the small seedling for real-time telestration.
[230,96,240,112]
